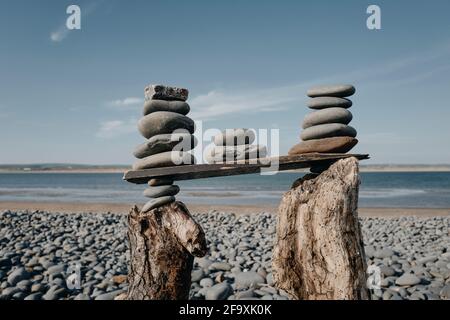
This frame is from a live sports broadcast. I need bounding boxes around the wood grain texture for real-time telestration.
[126,202,207,300]
[123,153,369,184]
[272,157,369,300]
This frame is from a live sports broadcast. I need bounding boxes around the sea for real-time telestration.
[0,172,450,208]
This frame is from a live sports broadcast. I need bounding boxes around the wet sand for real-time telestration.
[0,201,449,217]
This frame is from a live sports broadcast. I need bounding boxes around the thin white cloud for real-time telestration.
[96,118,137,139]
[189,82,314,121]
[106,97,143,108]
[50,27,70,42]
[189,41,450,121]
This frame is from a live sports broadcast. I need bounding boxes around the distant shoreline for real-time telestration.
[1,165,450,173]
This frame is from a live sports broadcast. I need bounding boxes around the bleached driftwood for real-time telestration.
[126,201,207,300]
[272,157,369,300]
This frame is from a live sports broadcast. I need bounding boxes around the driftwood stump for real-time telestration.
[272,157,369,300]
[126,201,207,300]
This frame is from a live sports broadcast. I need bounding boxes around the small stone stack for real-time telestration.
[205,129,267,164]
[289,84,358,173]
[132,84,197,212]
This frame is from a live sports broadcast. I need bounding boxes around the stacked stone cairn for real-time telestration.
[205,129,267,164]
[132,84,197,212]
[289,84,358,173]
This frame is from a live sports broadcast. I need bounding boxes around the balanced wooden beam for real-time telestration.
[123,153,369,184]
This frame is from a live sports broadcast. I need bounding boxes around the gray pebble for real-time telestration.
[307,97,352,109]
[133,133,197,159]
[307,84,355,98]
[132,151,195,170]
[143,99,190,116]
[7,267,30,286]
[300,123,357,141]
[302,108,353,129]
[138,111,194,139]
[143,185,180,198]
[142,196,175,213]
[205,282,232,300]
[234,271,266,289]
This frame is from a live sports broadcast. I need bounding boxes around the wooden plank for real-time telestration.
[123,153,369,184]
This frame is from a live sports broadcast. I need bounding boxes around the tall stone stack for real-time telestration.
[289,84,358,173]
[132,84,197,212]
[205,128,267,164]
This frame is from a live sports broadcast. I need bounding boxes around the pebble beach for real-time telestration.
[1,209,449,300]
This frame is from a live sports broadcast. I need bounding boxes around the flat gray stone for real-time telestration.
[373,248,395,259]
[148,178,174,186]
[74,293,90,300]
[213,129,256,146]
[205,145,267,164]
[94,289,124,300]
[307,84,355,98]
[209,262,232,271]
[143,99,190,116]
[395,274,421,286]
[234,271,266,289]
[205,282,232,300]
[143,185,180,198]
[300,123,356,141]
[144,84,188,101]
[302,108,353,129]
[138,111,195,139]
[132,151,196,170]
[440,284,450,299]
[133,133,197,159]
[200,278,214,288]
[288,136,358,155]
[24,293,43,300]
[191,269,205,282]
[7,267,30,286]
[142,196,175,213]
[307,97,352,109]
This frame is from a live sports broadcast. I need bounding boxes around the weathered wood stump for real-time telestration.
[125,201,207,300]
[272,157,369,300]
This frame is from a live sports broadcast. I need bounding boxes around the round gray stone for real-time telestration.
[307,84,355,98]
[94,289,124,300]
[300,123,357,141]
[205,145,267,164]
[143,185,180,198]
[373,248,395,259]
[138,111,195,139]
[395,273,421,286]
[200,278,214,288]
[302,108,353,129]
[440,284,450,299]
[307,97,353,109]
[213,129,256,146]
[205,282,232,300]
[143,99,190,116]
[234,271,266,289]
[7,267,30,286]
[142,196,175,213]
[24,292,43,300]
[132,151,196,170]
[148,178,174,186]
[209,262,232,271]
[133,133,197,159]
[191,269,205,283]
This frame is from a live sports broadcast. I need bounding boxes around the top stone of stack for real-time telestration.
[144,84,189,101]
[307,84,355,98]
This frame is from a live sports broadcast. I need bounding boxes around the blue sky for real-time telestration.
[1,0,450,165]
